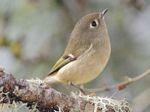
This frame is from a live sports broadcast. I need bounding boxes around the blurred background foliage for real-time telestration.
[0,0,149,111]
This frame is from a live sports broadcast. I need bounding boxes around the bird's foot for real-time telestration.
[69,82,96,96]
[79,91,96,96]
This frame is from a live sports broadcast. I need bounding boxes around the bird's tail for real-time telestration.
[43,75,60,86]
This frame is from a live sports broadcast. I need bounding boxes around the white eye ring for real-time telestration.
[90,19,99,28]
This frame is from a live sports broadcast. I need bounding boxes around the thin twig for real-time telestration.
[86,69,150,92]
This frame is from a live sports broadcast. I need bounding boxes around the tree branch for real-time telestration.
[0,68,131,112]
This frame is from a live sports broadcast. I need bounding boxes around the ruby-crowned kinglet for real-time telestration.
[44,9,111,86]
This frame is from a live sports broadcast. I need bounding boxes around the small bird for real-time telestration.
[44,9,111,87]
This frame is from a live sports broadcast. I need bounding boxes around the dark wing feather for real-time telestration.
[48,54,76,75]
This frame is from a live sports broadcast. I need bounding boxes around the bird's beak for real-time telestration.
[100,8,108,19]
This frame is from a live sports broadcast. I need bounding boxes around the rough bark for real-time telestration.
[0,69,131,112]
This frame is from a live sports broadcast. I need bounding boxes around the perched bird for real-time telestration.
[44,9,111,87]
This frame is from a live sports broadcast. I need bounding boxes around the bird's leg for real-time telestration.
[80,85,84,89]
[68,82,96,96]
[69,82,86,95]
[80,85,96,96]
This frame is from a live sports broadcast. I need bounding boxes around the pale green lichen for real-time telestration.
[79,95,132,112]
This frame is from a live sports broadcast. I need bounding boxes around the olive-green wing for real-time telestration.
[48,44,93,76]
[48,54,76,75]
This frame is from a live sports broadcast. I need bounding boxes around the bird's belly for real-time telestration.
[56,58,105,85]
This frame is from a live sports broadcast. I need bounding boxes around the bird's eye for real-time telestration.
[90,19,99,28]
